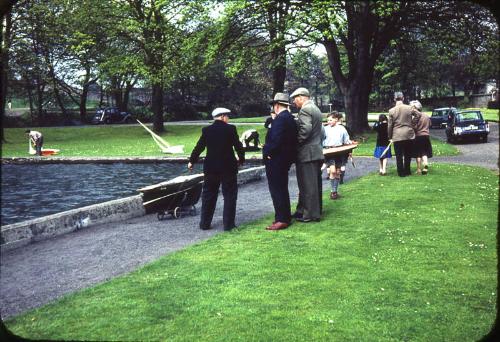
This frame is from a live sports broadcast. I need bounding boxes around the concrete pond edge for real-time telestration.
[1,166,265,252]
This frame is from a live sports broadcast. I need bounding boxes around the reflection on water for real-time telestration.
[1,163,203,225]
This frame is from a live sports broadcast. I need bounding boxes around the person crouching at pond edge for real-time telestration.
[372,114,392,175]
[25,129,43,156]
[188,107,245,231]
[322,112,351,200]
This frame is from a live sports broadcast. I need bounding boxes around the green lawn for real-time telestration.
[5,164,497,341]
[1,124,458,158]
[464,108,499,122]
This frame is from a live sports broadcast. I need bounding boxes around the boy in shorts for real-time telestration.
[322,112,351,199]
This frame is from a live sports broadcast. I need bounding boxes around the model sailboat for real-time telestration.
[137,120,184,154]
[28,140,60,156]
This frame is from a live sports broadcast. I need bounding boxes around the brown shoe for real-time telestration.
[266,222,289,230]
[330,192,339,200]
[266,221,277,230]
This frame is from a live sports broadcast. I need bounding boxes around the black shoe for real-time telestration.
[224,225,236,231]
[296,217,320,223]
[291,212,303,219]
[200,226,212,230]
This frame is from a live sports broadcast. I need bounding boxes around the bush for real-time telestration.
[239,102,269,118]
[487,101,499,109]
[167,102,198,121]
[2,112,32,128]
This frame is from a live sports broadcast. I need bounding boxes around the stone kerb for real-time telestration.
[0,165,265,252]
[1,195,145,252]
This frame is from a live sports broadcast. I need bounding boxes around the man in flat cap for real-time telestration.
[290,87,324,222]
[188,107,245,230]
[263,92,298,230]
[387,92,419,177]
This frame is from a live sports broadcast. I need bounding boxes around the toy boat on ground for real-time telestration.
[137,173,204,218]
[28,141,60,156]
[323,142,358,158]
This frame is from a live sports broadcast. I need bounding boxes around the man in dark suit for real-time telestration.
[263,93,298,231]
[188,107,245,231]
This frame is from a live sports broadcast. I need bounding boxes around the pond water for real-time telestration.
[1,162,205,226]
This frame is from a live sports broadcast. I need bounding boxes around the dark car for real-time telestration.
[430,107,457,128]
[91,107,134,124]
[445,110,489,143]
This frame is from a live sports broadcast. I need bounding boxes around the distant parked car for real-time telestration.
[91,107,134,124]
[445,109,489,143]
[430,107,458,128]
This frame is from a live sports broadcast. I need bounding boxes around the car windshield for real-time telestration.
[432,109,451,117]
[456,112,481,122]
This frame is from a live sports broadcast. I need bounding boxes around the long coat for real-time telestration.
[263,109,297,166]
[296,100,324,162]
[388,102,418,142]
[189,120,245,174]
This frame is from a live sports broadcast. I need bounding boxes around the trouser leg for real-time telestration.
[36,137,43,156]
[221,173,238,229]
[403,140,412,175]
[199,174,220,229]
[295,163,306,215]
[296,161,321,220]
[266,162,291,223]
[393,141,405,176]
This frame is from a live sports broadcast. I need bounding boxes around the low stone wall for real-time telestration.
[0,166,265,252]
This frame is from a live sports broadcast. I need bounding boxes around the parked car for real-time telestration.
[430,107,457,128]
[91,107,134,124]
[445,109,489,143]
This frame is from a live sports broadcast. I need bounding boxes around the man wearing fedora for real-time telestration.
[188,107,245,231]
[263,93,298,231]
[290,87,324,222]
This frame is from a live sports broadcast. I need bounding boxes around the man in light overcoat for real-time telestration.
[290,87,324,222]
[387,92,419,177]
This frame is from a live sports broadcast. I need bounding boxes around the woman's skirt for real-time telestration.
[373,145,392,159]
[413,135,433,158]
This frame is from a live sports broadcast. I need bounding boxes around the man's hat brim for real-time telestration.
[269,100,290,106]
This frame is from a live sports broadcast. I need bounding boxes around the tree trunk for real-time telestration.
[26,78,35,123]
[80,84,89,122]
[35,77,44,126]
[48,64,67,117]
[111,76,123,111]
[123,81,134,112]
[271,44,286,94]
[151,82,164,133]
[1,8,12,142]
[99,83,105,108]
[344,82,371,135]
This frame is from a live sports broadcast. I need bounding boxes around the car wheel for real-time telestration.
[482,135,488,143]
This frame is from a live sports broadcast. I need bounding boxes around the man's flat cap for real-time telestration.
[211,107,231,118]
[290,87,310,98]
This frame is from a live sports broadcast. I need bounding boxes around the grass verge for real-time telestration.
[1,124,457,158]
[5,164,497,341]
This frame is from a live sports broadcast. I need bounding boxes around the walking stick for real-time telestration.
[379,141,393,159]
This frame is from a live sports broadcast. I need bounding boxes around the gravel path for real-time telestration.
[1,123,498,319]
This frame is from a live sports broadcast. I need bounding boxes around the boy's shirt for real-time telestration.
[322,124,351,147]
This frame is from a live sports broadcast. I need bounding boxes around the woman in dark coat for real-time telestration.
[373,114,392,175]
